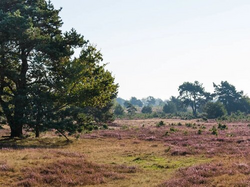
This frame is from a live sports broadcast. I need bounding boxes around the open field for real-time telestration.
[0,118,249,186]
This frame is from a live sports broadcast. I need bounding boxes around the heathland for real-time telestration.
[0,118,249,186]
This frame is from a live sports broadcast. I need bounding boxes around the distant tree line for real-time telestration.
[114,81,250,119]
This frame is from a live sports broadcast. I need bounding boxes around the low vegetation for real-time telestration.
[0,118,249,186]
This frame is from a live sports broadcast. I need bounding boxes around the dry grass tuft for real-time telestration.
[0,161,14,172]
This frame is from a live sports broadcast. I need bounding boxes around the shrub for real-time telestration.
[192,123,197,129]
[185,123,193,128]
[170,127,177,132]
[164,131,169,136]
[210,126,218,136]
[114,104,124,116]
[201,125,206,129]
[121,125,129,130]
[177,122,182,126]
[141,106,152,114]
[156,121,165,127]
[218,123,227,130]
[204,102,227,119]
[102,124,108,129]
[163,102,177,114]
[183,131,188,135]
[202,116,208,121]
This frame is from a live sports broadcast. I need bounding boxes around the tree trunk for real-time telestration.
[35,125,40,138]
[191,101,197,117]
[9,51,28,138]
[11,94,26,138]
[10,124,23,138]
[193,110,197,117]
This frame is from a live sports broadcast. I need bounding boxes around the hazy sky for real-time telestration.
[52,0,250,100]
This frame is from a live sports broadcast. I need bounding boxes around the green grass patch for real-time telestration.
[126,154,211,171]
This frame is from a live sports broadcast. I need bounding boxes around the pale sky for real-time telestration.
[52,0,250,100]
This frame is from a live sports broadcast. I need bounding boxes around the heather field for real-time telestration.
[0,119,250,187]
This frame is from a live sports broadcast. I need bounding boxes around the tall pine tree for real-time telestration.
[0,0,117,138]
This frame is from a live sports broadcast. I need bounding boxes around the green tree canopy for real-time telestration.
[129,97,143,107]
[0,0,117,138]
[167,96,187,112]
[141,105,152,114]
[114,104,124,116]
[155,98,165,106]
[178,81,211,117]
[240,96,250,114]
[145,96,156,106]
[124,101,137,116]
[213,81,244,114]
[204,102,227,119]
[116,97,126,106]
[163,102,177,114]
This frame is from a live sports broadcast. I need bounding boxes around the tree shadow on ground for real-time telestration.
[0,137,73,149]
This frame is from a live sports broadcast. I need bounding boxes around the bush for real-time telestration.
[114,104,124,116]
[177,122,182,126]
[163,102,177,114]
[121,125,129,130]
[210,126,218,136]
[201,125,206,129]
[202,116,208,121]
[198,129,202,135]
[183,131,188,135]
[185,123,193,128]
[156,121,165,127]
[102,124,108,129]
[164,131,169,136]
[218,123,227,130]
[93,125,99,130]
[192,123,197,129]
[141,106,152,114]
[204,102,227,119]
[170,127,177,132]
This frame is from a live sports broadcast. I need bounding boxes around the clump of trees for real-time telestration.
[163,96,186,114]
[0,0,117,138]
[176,81,250,119]
[130,97,143,107]
[213,81,248,114]
[115,81,250,120]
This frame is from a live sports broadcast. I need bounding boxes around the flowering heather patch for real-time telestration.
[158,160,250,187]
[16,156,136,187]
[16,152,136,187]
[88,119,250,156]
[83,119,249,186]
[0,119,249,186]
[0,143,138,187]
